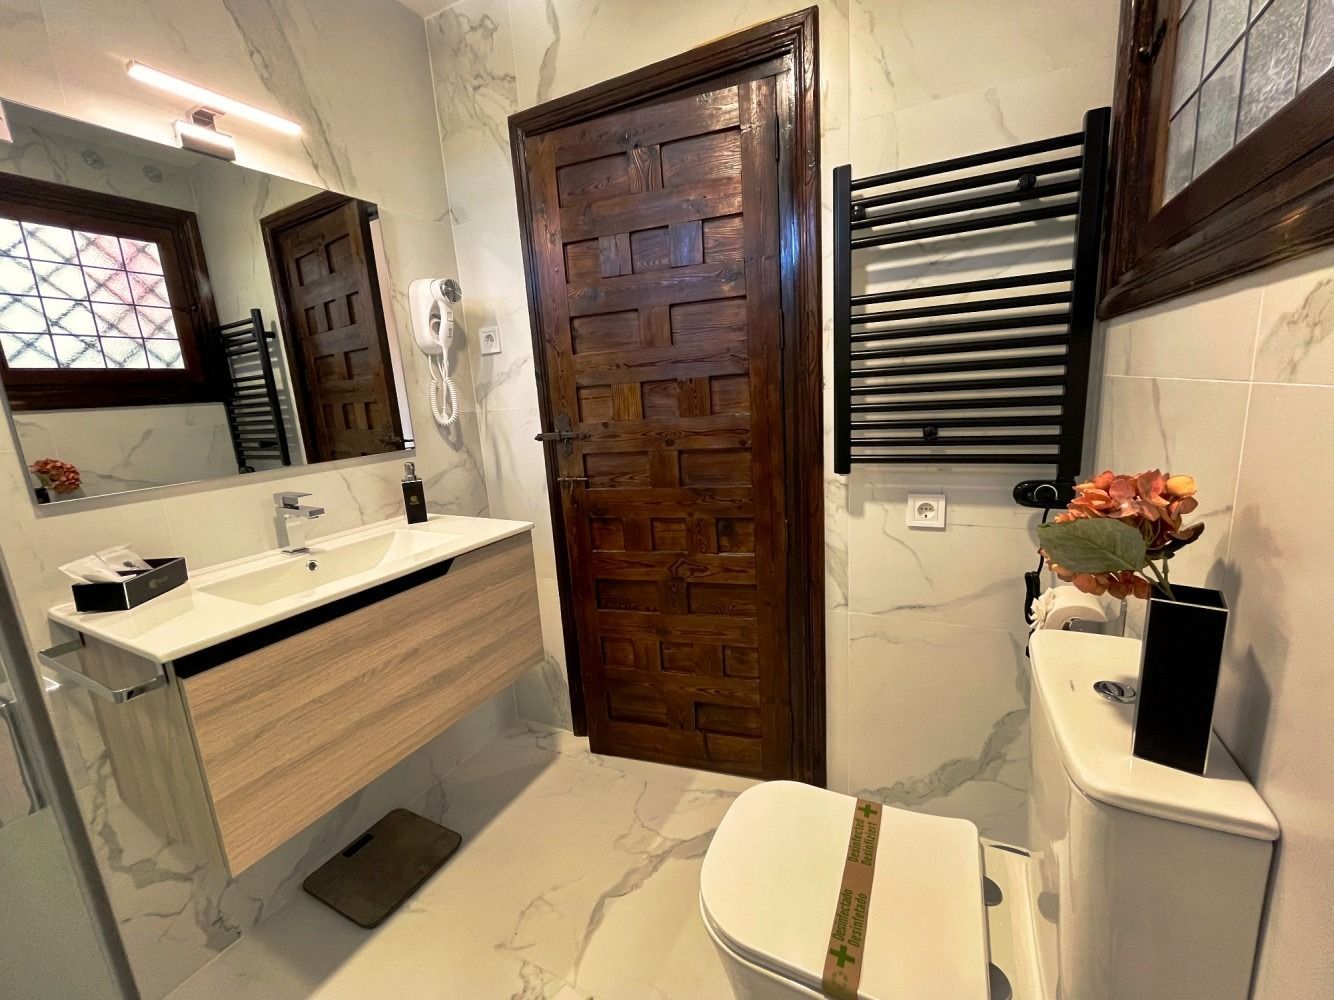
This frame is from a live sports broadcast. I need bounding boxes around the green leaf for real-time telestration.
[1037,518,1148,574]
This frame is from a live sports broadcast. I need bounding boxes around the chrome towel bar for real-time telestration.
[38,637,166,704]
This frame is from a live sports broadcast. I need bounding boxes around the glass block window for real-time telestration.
[0,216,184,372]
[1163,0,1334,202]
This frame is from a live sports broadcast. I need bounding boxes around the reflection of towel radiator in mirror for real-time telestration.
[219,308,291,472]
[832,108,1111,503]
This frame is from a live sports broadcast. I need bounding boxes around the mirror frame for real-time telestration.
[0,102,416,512]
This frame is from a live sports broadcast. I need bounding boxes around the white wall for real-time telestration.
[0,2,507,996]
[13,403,236,496]
[426,0,1119,845]
[186,155,319,461]
[1092,246,1334,1000]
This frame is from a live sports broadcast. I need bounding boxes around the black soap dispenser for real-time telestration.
[401,461,428,524]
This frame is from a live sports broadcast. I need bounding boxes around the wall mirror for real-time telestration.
[0,100,416,506]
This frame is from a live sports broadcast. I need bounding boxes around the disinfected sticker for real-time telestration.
[821,798,883,1000]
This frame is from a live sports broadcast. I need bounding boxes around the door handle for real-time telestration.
[556,476,589,488]
[533,414,589,457]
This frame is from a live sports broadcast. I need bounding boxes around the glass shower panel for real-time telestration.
[0,577,132,997]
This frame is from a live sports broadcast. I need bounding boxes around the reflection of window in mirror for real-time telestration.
[1102,0,1334,317]
[0,175,224,410]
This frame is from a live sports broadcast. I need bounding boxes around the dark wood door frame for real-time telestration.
[509,8,825,784]
[260,191,401,463]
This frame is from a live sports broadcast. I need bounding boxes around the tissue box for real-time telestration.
[71,557,188,613]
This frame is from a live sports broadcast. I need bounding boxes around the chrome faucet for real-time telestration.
[273,491,325,554]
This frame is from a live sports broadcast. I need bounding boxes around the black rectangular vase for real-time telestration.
[1132,584,1229,775]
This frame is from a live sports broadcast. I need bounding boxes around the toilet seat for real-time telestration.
[700,781,991,1000]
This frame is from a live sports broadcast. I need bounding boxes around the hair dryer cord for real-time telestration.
[428,354,459,427]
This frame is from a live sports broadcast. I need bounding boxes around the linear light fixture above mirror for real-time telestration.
[126,61,303,137]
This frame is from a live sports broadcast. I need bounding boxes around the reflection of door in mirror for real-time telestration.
[262,193,405,463]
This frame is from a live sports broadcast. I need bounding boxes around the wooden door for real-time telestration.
[263,194,403,462]
[521,78,796,779]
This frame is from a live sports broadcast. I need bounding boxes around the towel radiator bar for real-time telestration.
[833,107,1111,501]
[219,308,291,472]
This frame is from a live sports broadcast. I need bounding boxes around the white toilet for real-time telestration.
[700,630,1279,999]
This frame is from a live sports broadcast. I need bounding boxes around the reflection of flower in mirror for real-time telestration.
[30,457,81,494]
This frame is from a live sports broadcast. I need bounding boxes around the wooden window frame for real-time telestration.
[0,173,226,411]
[508,8,825,783]
[1101,0,1334,318]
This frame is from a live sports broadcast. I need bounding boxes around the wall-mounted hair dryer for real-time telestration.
[408,277,462,427]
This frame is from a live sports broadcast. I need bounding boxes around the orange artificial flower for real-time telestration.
[1039,468,1204,600]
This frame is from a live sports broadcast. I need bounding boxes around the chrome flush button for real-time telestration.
[1093,680,1137,703]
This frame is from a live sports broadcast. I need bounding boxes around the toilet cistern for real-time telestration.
[273,491,325,554]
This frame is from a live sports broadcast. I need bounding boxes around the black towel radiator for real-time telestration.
[833,107,1111,506]
[218,308,291,473]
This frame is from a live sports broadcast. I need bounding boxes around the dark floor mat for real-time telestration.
[303,808,462,928]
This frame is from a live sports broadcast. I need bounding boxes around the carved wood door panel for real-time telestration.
[522,78,794,778]
[266,196,402,462]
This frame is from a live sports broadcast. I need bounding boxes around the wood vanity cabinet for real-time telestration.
[75,533,542,874]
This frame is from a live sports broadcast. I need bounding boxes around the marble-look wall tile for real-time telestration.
[29,0,449,218]
[14,404,236,500]
[848,613,1028,844]
[1102,278,1264,382]
[1093,375,1250,589]
[855,58,1116,170]
[481,406,554,576]
[847,475,1042,632]
[849,0,1119,122]
[0,0,60,108]
[824,610,850,792]
[1211,382,1334,999]
[1251,244,1334,386]
[505,0,816,107]
[426,0,536,418]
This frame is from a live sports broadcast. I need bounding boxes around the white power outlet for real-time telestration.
[479,324,502,355]
[906,493,947,529]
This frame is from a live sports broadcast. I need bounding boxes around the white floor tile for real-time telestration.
[170,726,753,1000]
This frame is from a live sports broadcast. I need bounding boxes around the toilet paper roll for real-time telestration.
[1032,585,1110,632]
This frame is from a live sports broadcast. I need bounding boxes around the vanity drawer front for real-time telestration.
[181,533,542,873]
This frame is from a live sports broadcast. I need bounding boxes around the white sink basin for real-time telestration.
[199,529,459,607]
[50,514,535,663]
